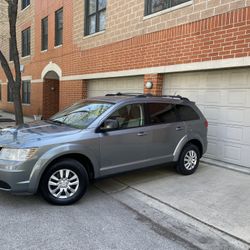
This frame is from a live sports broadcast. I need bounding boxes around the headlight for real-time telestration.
[0,148,38,161]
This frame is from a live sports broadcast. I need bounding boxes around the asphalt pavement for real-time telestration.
[0,187,194,250]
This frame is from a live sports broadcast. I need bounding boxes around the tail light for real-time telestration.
[204,120,208,128]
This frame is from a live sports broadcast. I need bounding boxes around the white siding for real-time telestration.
[88,76,144,97]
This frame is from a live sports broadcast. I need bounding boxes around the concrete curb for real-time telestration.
[95,179,250,250]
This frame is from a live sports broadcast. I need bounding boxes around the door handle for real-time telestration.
[137,132,148,136]
[176,126,184,131]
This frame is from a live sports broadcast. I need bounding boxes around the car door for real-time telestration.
[98,103,150,176]
[143,102,186,165]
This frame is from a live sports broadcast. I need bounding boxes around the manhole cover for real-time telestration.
[0,118,15,122]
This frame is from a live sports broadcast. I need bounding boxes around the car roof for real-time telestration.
[87,93,192,105]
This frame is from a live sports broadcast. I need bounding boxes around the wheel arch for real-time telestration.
[29,149,98,194]
[41,153,95,181]
[187,139,203,157]
[173,136,204,162]
[36,153,95,193]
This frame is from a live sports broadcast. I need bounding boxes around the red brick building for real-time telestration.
[0,0,250,171]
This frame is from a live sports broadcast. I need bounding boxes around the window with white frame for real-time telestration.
[22,80,31,104]
[85,0,106,36]
[22,0,30,10]
[145,0,191,15]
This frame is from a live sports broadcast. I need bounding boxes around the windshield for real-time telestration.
[49,101,113,129]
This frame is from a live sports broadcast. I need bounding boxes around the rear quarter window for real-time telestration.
[176,105,200,121]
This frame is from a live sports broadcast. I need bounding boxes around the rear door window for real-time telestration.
[147,103,178,125]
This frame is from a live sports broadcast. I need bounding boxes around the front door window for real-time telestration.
[107,104,144,129]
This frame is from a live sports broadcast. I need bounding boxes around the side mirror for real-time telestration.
[100,119,119,132]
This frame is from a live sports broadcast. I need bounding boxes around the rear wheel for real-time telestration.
[40,159,89,205]
[176,144,200,175]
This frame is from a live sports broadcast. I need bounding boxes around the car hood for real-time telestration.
[0,121,81,148]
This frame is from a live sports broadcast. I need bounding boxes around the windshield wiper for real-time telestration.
[51,110,90,121]
[47,119,65,125]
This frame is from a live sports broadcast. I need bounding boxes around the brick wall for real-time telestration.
[73,0,250,50]
[65,7,250,75]
[144,74,163,96]
[0,1,249,117]
[59,80,87,110]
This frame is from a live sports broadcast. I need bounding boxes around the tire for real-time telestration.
[40,159,89,205]
[176,144,200,175]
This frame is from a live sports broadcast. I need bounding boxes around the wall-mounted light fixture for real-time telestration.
[51,86,55,91]
[145,81,153,89]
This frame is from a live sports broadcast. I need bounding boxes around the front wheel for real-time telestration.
[176,144,200,175]
[40,159,89,205]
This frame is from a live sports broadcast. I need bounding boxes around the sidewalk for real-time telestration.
[0,110,33,129]
[95,163,250,248]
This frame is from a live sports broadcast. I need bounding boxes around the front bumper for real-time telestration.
[0,160,33,194]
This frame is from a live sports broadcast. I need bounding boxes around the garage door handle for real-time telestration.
[137,132,148,136]
[176,126,184,131]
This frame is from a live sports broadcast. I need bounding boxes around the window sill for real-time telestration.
[143,1,193,21]
[22,103,31,106]
[83,30,105,40]
[20,4,30,12]
[54,44,63,49]
[41,49,48,53]
[21,55,31,59]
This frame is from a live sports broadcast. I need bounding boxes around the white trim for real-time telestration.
[143,1,193,21]
[31,79,43,83]
[61,57,250,81]
[22,76,32,81]
[83,30,105,40]
[54,44,63,49]
[41,62,62,80]
[21,55,31,60]
[20,4,30,12]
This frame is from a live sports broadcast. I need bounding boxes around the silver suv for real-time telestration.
[0,93,208,205]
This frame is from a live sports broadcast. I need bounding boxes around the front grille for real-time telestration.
[0,180,11,190]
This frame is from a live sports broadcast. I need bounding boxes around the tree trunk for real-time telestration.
[0,0,24,125]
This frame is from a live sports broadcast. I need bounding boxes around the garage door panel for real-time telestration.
[207,123,250,145]
[193,105,250,127]
[88,77,144,98]
[206,140,243,165]
[167,88,250,108]
[206,141,220,158]
[164,68,250,169]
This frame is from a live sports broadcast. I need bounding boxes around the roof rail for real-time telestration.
[105,92,152,97]
[160,95,190,101]
[105,92,189,101]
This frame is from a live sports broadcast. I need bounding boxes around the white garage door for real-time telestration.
[88,76,144,97]
[163,68,250,170]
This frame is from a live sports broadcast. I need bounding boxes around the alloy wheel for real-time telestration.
[48,169,79,199]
